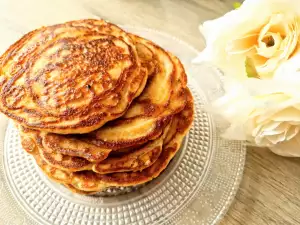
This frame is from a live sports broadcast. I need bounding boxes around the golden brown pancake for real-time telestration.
[20,123,170,173]
[132,37,157,78]
[32,89,193,192]
[0,19,146,134]
[63,184,98,195]
[33,152,72,184]
[19,125,111,163]
[92,131,166,174]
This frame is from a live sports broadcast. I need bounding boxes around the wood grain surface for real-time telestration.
[0,0,299,224]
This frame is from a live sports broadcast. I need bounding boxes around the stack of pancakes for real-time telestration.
[0,19,194,195]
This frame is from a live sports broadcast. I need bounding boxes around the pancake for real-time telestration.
[32,89,194,192]
[63,184,98,195]
[19,125,111,163]
[20,122,170,173]
[92,130,166,174]
[39,120,169,174]
[84,35,187,149]
[0,19,146,134]
[33,152,71,184]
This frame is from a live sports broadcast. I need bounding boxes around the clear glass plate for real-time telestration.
[1,27,246,225]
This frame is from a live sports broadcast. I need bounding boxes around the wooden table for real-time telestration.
[0,0,299,224]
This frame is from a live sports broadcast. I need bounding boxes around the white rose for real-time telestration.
[212,77,300,155]
[193,0,300,79]
[266,52,300,156]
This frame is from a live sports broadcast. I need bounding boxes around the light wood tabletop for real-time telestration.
[0,0,299,224]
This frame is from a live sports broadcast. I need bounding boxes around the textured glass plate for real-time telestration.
[1,27,246,225]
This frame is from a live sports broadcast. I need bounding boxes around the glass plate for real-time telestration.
[1,27,246,225]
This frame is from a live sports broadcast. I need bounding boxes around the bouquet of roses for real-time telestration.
[193,0,300,156]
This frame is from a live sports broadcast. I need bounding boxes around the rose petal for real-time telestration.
[252,121,275,136]
[251,52,268,67]
[254,133,273,146]
[257,32,282,58]
[288,121,300,126]
[257,14,285,58]
[269,131,300,157]
[227,33,259,55]
[254,121,285,136]
[274,46,300,83]
[271,107,300,122]
[267,132,286,144]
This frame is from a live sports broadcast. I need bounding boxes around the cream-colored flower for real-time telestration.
[193,0,300,79]
[263,53,300,156]
[212,78,300,149]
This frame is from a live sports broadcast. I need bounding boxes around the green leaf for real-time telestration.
[245,57,259,78]
[233,2,242,9]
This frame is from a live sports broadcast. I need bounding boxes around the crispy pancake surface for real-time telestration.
[31,89,194,193]
[0,19,145,134]
[19,125,111,163]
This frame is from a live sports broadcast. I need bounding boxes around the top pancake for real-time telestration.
[0,19,145,134]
